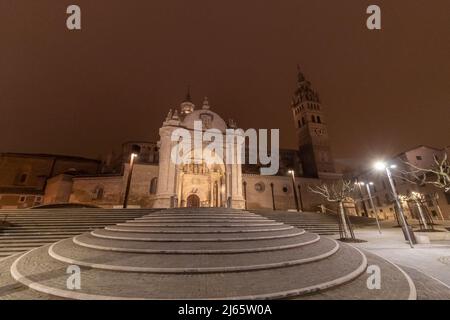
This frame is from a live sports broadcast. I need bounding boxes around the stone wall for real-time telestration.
[124,163,159,208]
[243,174,327,212]
[44,174,74,204]
[70,176,123,208]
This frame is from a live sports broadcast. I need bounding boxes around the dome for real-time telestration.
[181,108,227,133]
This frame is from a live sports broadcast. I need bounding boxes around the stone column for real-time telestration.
[230,134,245,209]
[153,126,178,208]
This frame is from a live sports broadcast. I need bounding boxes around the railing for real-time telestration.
[320,206,355,240]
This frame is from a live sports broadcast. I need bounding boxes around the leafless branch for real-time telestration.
[308,180,355,203]
[399,153,450,192]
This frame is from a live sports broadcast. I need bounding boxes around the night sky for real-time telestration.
[0,1,449,170]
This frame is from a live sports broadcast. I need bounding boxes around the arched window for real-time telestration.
[297,120,301,128]
[317,116,321,123]
[19,173,28,184]
[94,186,104,200]
[311,115,316,123]
[150,177,158,194]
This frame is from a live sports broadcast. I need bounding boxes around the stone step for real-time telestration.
[105,225,294,234]
[49,237,339,273]
[125,218,275,224]
[90,228,305,242]
[0,237,71,243]
[133,215,264,220]
[0,229,99,234]
[10,242,366,299]
[74,232,320,254]
[2,221,136,226]
[0,218,141,223]
[256,212,340,235]
[114,222,284,228]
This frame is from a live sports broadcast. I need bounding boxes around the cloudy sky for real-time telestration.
[0,0,449,170]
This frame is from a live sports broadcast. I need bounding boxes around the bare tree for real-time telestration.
[399,193,432,230]
[401,153,450,192]
[309,180,355,239]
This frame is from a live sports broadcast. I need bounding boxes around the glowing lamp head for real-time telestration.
[374,161,386,171]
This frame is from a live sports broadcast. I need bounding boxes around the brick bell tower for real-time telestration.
[291,66,335,178]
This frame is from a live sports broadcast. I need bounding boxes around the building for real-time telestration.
[0,153,100,209]
[1,69,345,212]
[352,145,450,221]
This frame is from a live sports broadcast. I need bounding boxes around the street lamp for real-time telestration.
[358,181,382,234]
[354,178,369,217]
[288,170,300,212]
[374,161,414,248]
[123,152,138,209]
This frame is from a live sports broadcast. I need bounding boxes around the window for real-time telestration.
[15,172,29,185]
[282,185,289,193]
[416,156,423,161]
[297,120,301,128]
[311,115,316,123]
[93,186,104,200]
[19,195,26,203]
[254,182,265,192]
[317,116,321,123]
[19,173,28,183]
[302,117,306,126]
[150,177,158,194]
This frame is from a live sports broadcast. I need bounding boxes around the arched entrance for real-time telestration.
[186,194,200,208]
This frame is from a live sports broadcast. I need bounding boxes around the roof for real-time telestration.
[393,145,444,159]
[0,153,100,163]
[0,187,45,195]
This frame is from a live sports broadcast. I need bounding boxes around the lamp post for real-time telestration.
[375,161,414,248]
[288,170,300,212]
[355,178,369,217]
[123,152,138,209]
[359,181,382,234]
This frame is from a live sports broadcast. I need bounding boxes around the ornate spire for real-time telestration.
[185,85,192,102]
[180,85,195,115]
[292,66,320,104]
[202,96,210,110]
[297,65,306,83]
[166,109,173,121]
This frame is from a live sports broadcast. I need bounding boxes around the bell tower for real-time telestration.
[291,67,335,178]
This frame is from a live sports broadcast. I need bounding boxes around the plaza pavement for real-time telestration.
[343,222,450,295]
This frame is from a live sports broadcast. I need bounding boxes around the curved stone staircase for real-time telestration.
[0,209,152,258]
[0,208,415,300]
